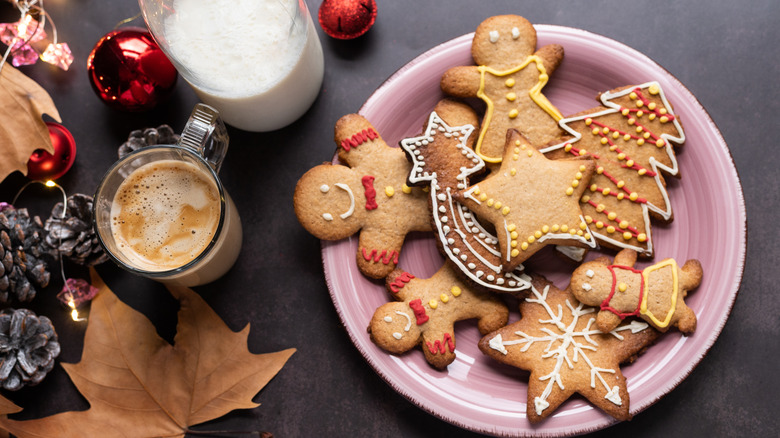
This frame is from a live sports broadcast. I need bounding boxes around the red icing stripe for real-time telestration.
[339,128,379,151]
[361,248,399,265]
[361,175,378,210]
[389,271,415,294]
[600,265,645,319]
[426,333,454,355]
[409,299,429,325]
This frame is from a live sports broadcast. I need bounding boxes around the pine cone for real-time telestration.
[118,124,179,159]
[0,308,61,391]
[44,194,109,266]
[0,207,53,303]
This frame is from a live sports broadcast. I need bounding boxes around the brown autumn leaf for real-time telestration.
[0,395,21,438]
[0,64,60,182]
[0,269,295,438]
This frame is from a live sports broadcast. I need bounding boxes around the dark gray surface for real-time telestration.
[0,0,773,436]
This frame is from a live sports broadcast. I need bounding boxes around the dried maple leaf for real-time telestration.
[0,64,60,182]
[0,269,295,438]
[0,395,21,438]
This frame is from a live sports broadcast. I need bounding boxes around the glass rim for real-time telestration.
[92,145,227,279]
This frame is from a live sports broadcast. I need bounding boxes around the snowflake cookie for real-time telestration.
[294,114,431,279]
[369,263,508,369]
[479,274,659,423]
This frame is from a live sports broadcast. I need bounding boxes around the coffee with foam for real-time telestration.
[110,160,221,271]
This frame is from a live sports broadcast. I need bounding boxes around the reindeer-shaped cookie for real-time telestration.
[294,114,431,278]
[570,249,702,334]
[368,263,509,369]
[441,15,565,163]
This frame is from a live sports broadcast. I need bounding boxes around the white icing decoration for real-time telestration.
[333,183,355,219]
[396,310,412,332]
[490,284,650,413]
[511,26,520,39]
[319,184,330,193]
[555,245,586,262]
[322,213,333,221]
[582,283,592,291]
[393,333,403,340]
[488,334,508,355]
[586,269,595,278]
[489,30,499,43]
[538,81,685,257]
[384,316,392,322]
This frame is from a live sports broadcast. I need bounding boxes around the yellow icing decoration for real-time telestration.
[520,242,528,250]
[402,184,412,194]
[385,186,395,197]
[440,294,449,303]
[474,56,563,162]
[508,109,519,119]
[623,231,632,240]
[451,286,462,296]
[506,92,517,101]
[618,283,627,292]
[429,299,438,309]
[640,259,679,328]
[511,248,520,257]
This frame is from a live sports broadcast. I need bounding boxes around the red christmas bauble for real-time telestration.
[318,0,377,39]
[87,27,177,111]
[26,122,76,181]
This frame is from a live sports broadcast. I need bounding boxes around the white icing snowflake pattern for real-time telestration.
[489,284,649,416]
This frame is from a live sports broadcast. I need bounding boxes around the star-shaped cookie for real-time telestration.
[454,129,597,272]
[479,274,660,423]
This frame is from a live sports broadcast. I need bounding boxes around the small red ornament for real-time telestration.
[26,122,76,181]
[86,27,177,111]
[318,0,377,40]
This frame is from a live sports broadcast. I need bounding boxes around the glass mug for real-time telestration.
[94,104,242,286]
[138,0,324,132]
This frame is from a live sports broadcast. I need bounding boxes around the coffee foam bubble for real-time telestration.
[110,160,221,271]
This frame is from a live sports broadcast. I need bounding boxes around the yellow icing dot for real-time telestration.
[506,92,517,102]
[552,224,560,232]
[618,283,628,292]
[660,116,669,123]
[621,108,630,116]
[637,138,645,146]
[623,231,633,240]
[648,102,657,110]
[581,195,591,203]
[591,128,600,135]
[579,149,588,156]
[656,139,665,147]
[569,228,577,235]
[629,92,638,100]
[648,84,660,95]
[451,286,462,297]
[625,160,634,168]
[619,220,629,229]
[629,192,639,201]
[510,168,517,176]
[585,118,593,125]
[612,131,620,139]
[607,212,617,221]
[514,147,520,154]
[566,187,574,196]
[487,199,494,207]
[511,249,520,257]
[493,201,502,209]
[659,108,668,115]
[596,221,604,229]
[385,186,395,197]
[602,188,611,196]
[576,230,583,236]
[643,132,651,139]
[560,224,569,232]
[596,204,606,212]
[636,100,644,108]
[565,144,573,152]
[510,231,518,239]
[527,236,535,244]
[515,139,521,146]
[636,126,644,133]
[602,127,610,134]
[508,109,519,119]
[440,294,449,303]
[502,206,510,215]
[505,78,515,87]
[579,165,587,172]
[429,299,438,309]
[584,216,593,224]
[617,153,626,160]
[507,224,516,232]
[600,137,608,145]
[534,230,542,238]
[627,118,636,125]
[623,134,631,141]
[584,233,591,240]
[606,225,616,233]
[402,184,412,194]
[575,172,583,180]
[511,240,517,248]
[596,166,604,174]
[542,225,550,233]
[637,110,644,117]
[520,242,529,251]
[579,222,588,231]
[638,169,647,176]
[571,180,579,188]
[512,154,519,161]
[649,113,656,121]
[479,193,488,201]
[527,150,533,157]
[473,187,481,195]
[637,233,648,242]
[617,193,625,200]
[610,145,619,152]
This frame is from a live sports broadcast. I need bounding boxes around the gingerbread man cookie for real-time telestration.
[540,82,686,257]
[294,114,430,278]
[569,249,702,334]
[369,263,509,369]
[454,129,597,273]
[480,274,659,423]
[400,99,531,293]
[441,15,565,163]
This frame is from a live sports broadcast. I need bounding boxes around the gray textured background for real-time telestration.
[0,0,773,436]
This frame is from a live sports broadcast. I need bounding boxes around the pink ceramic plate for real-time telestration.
[322,25,745,436]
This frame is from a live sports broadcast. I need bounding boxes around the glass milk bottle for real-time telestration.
[139,0,324,132]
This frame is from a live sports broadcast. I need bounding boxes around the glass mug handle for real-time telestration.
[177,103,230,173]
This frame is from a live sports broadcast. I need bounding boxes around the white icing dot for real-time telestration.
[393,333,402,340]
[441,216,448,223]
[460,254,468,261]
[582,283,592,291]
[497,278,505,285]
[476,270,484,278]
[489,30,499,43]
[487,275,495,281]
[437,193,447,201]
[384,316,392,322]
[438,205,447,213]
[468,263,477,269]
[319,184,330,193]
[453,248,460,254]
[447,238,455,245]
[586,269,595,278]
[511,27,520,39]
[443,225,451,234]
[322,213,333,221]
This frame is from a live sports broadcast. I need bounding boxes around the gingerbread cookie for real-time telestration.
[400,100,531,293]
[454,129,598,273]
[479,274,659,423]
[539,82,686,257]
[369,263,509,369]
[570,249,701,334]
[294,114,431,278]
[441,15,565,163]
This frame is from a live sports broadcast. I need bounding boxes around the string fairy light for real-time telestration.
[12,179,90,322]
[0,0,73,73]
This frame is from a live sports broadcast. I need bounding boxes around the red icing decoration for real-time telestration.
[339,128,378,151]
[361,175,378,210]
[361,248,399,265]
[600,265,645,319]
[408,299,429,325]
[389,271,415,294]
[426,333,454,355]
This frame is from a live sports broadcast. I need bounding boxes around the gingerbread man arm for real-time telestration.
[357,228,405,279]
[440,66,482,98]
[596,311,623,333]
[334,114,386,168]
[534,44,564,77]
[613,249,638,267]
[421,327,457,369]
